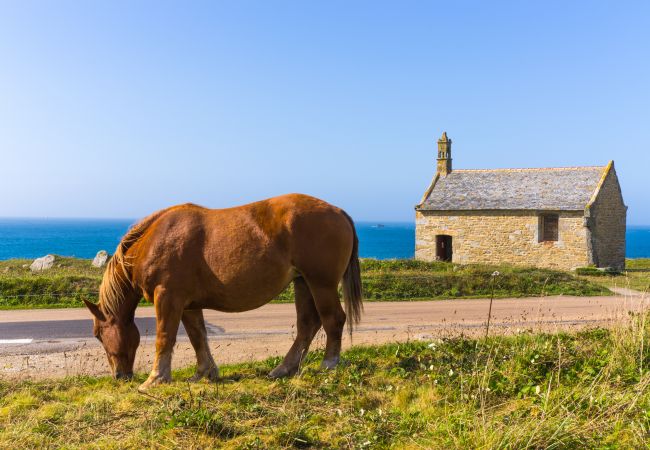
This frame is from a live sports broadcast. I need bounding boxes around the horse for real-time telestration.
[83,193,363,390]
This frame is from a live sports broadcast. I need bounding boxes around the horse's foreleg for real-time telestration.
[139,286,183,391]
[309,283,346,370]
[182,309,219,382]
[269,277,322,378]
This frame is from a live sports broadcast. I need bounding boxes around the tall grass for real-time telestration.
[2,313,649,448]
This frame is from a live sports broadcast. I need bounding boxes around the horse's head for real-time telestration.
[84,299,140,379]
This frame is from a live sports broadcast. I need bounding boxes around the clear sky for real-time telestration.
[1,1,648,223]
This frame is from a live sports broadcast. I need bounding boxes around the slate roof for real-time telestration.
[418,166,607,211]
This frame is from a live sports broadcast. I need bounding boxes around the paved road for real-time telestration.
[1,294,646,379]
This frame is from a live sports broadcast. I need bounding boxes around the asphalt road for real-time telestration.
[0,293,646,379]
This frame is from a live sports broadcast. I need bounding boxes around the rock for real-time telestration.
[92,250,109,268]
[30,255,55,272]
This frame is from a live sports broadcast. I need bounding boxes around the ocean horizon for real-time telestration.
[0,218,649,261]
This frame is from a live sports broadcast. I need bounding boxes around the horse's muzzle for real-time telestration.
[114,372,134,380]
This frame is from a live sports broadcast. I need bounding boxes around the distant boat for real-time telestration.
[371,224,385,228]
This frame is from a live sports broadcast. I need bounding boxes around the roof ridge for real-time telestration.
[453,166,606,173]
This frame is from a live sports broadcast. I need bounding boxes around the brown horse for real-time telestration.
[83,193,362,390]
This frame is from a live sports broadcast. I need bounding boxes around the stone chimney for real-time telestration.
[437,131,452,176]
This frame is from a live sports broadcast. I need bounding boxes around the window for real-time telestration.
[540,214,559,242]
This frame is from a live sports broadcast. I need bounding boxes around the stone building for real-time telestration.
[415,132,627,270]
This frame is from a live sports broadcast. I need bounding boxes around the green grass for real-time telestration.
[355,259,609,300]
[0,257,611,309]
[0,257,103,309]
[626,258,650,270]
[621,259,650,292]
[577,259,650,294]
[2,318,650,448]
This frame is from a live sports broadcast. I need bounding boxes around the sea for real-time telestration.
[0,219,649,261]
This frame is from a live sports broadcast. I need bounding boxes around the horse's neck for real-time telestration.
[103,292,140,322]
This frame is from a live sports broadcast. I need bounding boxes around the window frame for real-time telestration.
[539,213,560,242]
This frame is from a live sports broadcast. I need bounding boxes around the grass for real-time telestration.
[0,257,104,309]
[354,259,609,300]
[577,259,650,294]
[0,257,610,309]
[2,316,650,448]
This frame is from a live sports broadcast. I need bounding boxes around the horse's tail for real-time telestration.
[341,211,363,335]
[99,208,169,316]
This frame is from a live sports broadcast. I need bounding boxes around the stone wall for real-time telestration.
[587,165,627,269]
[415,210,590,270]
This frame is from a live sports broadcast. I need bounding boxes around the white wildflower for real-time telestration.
[449,369,454,376]
[535,385,541,395]
[492,271,501,277]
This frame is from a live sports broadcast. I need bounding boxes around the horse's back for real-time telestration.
[131,194,354,311]
[272,194,355,283]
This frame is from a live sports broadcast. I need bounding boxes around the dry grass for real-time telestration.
[2,315,650,449]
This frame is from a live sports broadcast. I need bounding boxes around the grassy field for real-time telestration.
[2,317,650,448]
[0,257,611,309]
[577,258,650,294]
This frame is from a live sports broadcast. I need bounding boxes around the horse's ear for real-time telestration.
[83,299,106,322]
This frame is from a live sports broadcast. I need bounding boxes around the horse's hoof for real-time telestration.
[268,364,296,379]
[138,374,171,391]
[188,366,219,383]
[321,357,340,370]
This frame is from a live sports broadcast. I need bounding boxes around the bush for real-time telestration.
[575,266,621,276]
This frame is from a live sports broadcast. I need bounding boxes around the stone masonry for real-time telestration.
[586,166,627,269]
[415,210,589,270]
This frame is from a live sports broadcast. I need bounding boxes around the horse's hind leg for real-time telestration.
[139,286,183,391]
[308,283,346,370]
[269,277,322,378]
[182,309,219,382]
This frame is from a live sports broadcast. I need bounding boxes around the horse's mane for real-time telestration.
[99,208,170,317]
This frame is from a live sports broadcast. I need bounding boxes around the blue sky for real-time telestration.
[1,1,648,223]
